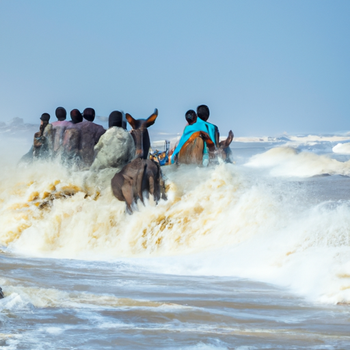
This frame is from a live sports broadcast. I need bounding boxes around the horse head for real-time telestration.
[217,130,234,162]
[126,109,158,159]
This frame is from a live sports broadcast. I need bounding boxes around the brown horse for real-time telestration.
[217,130,234,162]
[111,109,166,213]
[178,130,234,165]
[126,109,158,159]
[111,158,166,213]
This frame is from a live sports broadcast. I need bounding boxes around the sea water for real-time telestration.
[1,126,350,349]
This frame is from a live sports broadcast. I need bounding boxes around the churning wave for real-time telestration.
[1,151,350,305]
[2,126,350,305]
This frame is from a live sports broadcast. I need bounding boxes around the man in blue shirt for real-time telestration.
[171,106,219,164]
[197,105,219,146]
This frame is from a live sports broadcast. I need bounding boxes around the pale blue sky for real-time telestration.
[0,0,349,136]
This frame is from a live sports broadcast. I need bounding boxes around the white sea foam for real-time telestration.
[2,130,350,306]
[333,142,350,155]
[0,293,29,311]
[231,133,350,145]
[0,159,350,305]
[245,146,350,177]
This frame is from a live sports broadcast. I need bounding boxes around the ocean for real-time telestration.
[1,123,350,349]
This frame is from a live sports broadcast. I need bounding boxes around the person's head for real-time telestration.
[55,107,67,121]
[197,105,210,121]
[70,109,83,124]
[39,113,50,134]
[185,109,197,125]
[108,111,123,128]
[83,107,95,122]
[40,113,50,123]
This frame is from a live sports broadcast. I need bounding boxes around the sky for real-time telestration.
[0,0,349,137]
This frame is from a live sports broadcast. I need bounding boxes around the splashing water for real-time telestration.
[0,148,350,305]
[2,132,350,349]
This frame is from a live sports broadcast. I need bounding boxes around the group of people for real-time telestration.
[22,103,224,171]
[22,107,135,172]
[170,104,220,165]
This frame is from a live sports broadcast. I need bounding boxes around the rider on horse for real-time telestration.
[170,105,219,164]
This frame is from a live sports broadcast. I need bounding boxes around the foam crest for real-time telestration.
[1,162,256,257]
[333,142,350,155]
[2,157,350,304]
[245,146,350,177]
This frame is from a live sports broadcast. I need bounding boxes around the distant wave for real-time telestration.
[245,146,350,177]
[333,142,350,155]
[233,134,350,144]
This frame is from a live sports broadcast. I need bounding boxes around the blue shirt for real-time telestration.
[171,118,218,163]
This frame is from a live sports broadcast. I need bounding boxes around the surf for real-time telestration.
[1,144,350,305]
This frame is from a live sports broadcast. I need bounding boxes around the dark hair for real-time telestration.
[40,113,50,122]
[70,109,83,124]
[185,109,197,125]
[197,105,210,121]
[83,107,95,122]
[55,107,67,121]
[109,111,123,128]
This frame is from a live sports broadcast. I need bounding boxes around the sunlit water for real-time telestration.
[1,130,350,349]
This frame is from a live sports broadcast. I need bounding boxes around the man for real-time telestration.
[196,104,219,146]
[46,107,72,156]
[82,107,95,122]
[33,113,51,159]
[52,107,69,126]
[60,109,84,167]
[20,113,51,163]
[185,109,197,125]
[170,107,218,164]
[70,109,83,124]
[78,107,106,167]
[90,110,135,171]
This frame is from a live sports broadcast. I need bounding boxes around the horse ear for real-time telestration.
[145,108,158,128]
[126,113,137,129]
[224,130,234,147]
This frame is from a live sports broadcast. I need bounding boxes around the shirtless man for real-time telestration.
[52,107,68,126]
[60,109,83,167]
[46,107,72,156]
[78,108,106,167]
[44,107,105,168]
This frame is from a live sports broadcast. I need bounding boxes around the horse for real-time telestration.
[111,109,166,213]
[177,130,234,165]
[125,109,158,159]
[111,158,166,213]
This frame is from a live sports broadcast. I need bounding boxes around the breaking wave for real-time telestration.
[245,146,350,177]
[1,149,350,305]
[333,142,350,155]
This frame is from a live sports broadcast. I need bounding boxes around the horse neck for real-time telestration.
[131,128,150,159]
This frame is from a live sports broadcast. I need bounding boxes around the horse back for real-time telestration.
[178,136,204,165]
